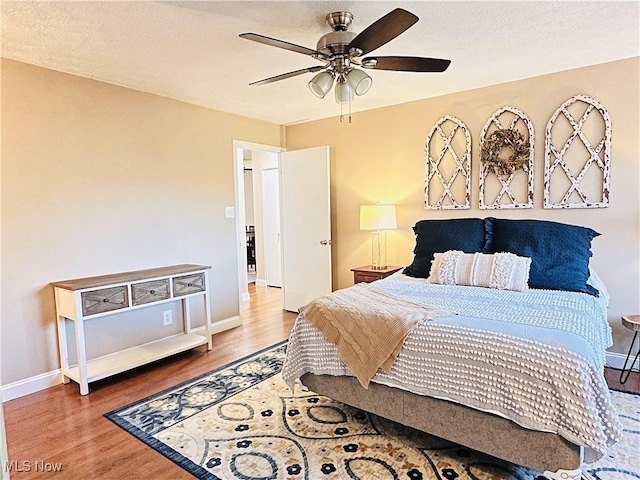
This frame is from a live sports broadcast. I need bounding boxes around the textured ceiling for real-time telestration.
[1,1,638,125]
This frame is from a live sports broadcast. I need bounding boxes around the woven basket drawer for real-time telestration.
[173,273,205,296]
[81,286,129,316]
[131,279,170,306]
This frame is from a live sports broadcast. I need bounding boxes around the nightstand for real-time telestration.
[620,315,640,384]
[352,265,402,284]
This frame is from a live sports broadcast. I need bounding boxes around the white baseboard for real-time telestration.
[207,316,242,335]
[2,316,243,402]
[255,279,267,287]
[1,369,63,402]
[606,351,640,372]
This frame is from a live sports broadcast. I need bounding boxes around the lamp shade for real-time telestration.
[360,204,397,231]
[346,68,373,96]
[308,71,334,99]
[334,79,354,104]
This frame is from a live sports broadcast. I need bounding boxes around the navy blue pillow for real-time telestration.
[485,218,600,296]
[404,218,488,278]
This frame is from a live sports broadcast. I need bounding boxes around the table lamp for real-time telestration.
[360,204,397,269]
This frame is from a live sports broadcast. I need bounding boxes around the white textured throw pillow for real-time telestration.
[427,250,531,292]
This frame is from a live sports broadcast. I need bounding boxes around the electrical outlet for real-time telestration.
[163,310,172,326]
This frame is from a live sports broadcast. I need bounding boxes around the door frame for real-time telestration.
[232,141,285,319]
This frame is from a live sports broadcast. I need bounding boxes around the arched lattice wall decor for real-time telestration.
[424,115,471,210]
[479,106,534,209]
[544,95,611,209]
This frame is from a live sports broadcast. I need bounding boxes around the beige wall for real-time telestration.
[285,57,640,356]
[1,59,280,385]
[2,56,637,387]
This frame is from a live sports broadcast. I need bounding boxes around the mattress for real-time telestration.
[282,272,621,462]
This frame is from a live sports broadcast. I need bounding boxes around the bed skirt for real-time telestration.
[301,373,583,473]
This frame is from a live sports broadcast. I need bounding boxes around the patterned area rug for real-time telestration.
[106,342,639,480]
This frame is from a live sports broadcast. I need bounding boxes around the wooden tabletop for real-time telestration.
[51,264,211,291]
[351,265,402,274]
[622,315,640,331]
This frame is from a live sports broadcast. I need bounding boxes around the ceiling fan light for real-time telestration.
[334,80,354,104]
[346,68,373,96]
[308,71,334,98]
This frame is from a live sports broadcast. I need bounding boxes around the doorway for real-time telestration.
[243,158,257,284]
[233,141,285,311]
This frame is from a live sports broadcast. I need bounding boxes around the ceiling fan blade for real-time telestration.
[347,8,418,56]
[240,33,325,58]
[249,66,325,86]
[362,56,451,72]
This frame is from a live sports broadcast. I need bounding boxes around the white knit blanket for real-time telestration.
[282,274,621,462]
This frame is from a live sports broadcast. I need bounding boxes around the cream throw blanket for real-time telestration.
[299,283,451,388]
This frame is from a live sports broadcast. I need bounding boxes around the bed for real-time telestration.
[281,217,621,478]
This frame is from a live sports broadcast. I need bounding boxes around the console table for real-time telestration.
[52,264,213,395]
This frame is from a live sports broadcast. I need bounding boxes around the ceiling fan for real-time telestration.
[239,8,451,107]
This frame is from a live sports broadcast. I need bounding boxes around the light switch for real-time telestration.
[225,206,235,218]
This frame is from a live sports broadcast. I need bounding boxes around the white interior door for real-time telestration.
[280,146,332,312]
[262,168,282,287]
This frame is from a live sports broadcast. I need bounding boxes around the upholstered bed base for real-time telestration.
[301,373,583,473]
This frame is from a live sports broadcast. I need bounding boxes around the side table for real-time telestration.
[620,314,640,384]
[352,265,402,284]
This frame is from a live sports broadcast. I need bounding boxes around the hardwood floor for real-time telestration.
[4,284,296,479]
[3,284,639,479]
[604,362,640,393]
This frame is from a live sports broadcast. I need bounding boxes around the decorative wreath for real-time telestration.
[480,128,530,176]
